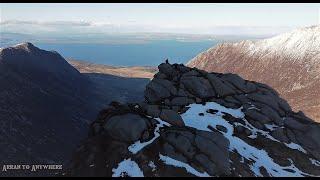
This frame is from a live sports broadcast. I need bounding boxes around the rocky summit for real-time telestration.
[64,62,320,177]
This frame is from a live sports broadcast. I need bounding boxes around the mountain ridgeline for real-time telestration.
[64,62,320,177]
[187,25,320,122]
[0,43,150,176]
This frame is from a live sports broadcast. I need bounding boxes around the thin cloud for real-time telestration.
[0,20,93,26]
[0,19,302,37]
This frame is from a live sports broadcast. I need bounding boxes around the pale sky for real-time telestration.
[1,3,320,35]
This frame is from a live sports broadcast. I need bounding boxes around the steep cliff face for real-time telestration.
[65,63,320,177]
[187,25,320,122]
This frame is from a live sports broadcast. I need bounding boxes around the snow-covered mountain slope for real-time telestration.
[187,25,320,122]
[64,63,320,177]
[245,25,320,61]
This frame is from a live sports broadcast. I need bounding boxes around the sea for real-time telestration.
[34,40,220,66]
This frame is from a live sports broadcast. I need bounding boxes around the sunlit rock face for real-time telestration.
[187,25,320,122]
[65,62,320,177]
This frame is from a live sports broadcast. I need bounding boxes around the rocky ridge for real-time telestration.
[65,62,320,177]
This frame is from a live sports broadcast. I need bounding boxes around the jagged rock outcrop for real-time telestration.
[187,25,320,122]
[64,63,320,177]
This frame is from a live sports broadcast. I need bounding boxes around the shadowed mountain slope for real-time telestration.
[0,43,149,176]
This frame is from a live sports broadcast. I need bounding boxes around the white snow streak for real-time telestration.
[148,161,157,172]
[159,154,210,177]
[128,118,171,154]
[310,158,320,167]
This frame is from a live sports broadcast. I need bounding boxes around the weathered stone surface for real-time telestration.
[195,97,202,104]
[145,77,178,103]
[284,117,309,131]
[176,87,189,97]
[251,101,286,118]
[233,94,251,104]
[235,125,245,134]
[295,124,320,159]
[103,114,148,142]
[244,128,252,136]
[145,80,171,103]
[254,82,279,96]
[145,105,161,117]
[161,128,231,176]
[215,99,241,109]
[245,81,258,92]
[154,72,167,79]
[271,128,289,143]
[292,111,314,123]
[182,69,200,77]
[170,97,195,106]
[195,130,229,155]
[153,78,177,95]
[206,73,236,97]
[247,93,280,112]
[259,105,283,126]
[246,118,264,130]
[195,154,217,175]
[277,98,292,112]
[160,109,185,127]
[171,105,181,112]
[194,131,230,175]
[180,76,215,98]
[164,99,171,106]
[224,96,241,105]
[216,125,228,133]
[286,128,298,143]
[162,129,195,159]
[176,64,190,73]
[162,142,188,163]
[158,63,178,79]
[222,73,256,93]
[245,109,272,124]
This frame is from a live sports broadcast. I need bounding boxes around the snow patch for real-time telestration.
[159,154,210,177]
[291,82,306,91]
[128,118,171,154]
[148,161,157,172]
[264,124,279,131]
[309,158,320,167]
[284,142,307,154]
[180,102,312,177]
[112,158,144,177]
[180,102,244,132]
